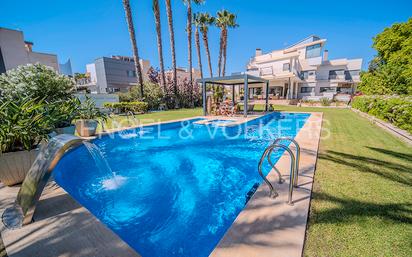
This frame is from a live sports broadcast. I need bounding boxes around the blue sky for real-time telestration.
[1,0,411,75]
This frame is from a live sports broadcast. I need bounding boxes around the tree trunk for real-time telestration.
[222,28,228,76]
[195,28,203,79]
[165,0,178,108]
[153,0,166,93]
[202,31,213,77]
[186,1,193,107]
[217,30,224,77]
[122,0,144,98]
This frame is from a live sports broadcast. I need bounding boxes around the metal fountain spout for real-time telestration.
[2,134,84,229]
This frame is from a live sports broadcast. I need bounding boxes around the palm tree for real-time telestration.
[198,12,215,78]
[122,0,144,97]
[216,10,238,76]
[193,13,203,79]
[183,0,204,106]
[165,0,178,107]
[152,0,166,93]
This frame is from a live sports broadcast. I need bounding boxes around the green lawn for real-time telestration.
[269,105,412,257]
[99,108,202,132]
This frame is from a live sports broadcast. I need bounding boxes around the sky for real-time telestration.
[1,0,411,75]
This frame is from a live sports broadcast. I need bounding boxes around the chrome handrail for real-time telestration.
[258,143,296,205]
[270,137,300,187]
[126,111,136,126]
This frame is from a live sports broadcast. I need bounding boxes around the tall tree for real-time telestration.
[152,0,167,93]
[216,10,238,76]
[198,12,215,78]
[165,0,178,107]
[183,0,204,106]
[193,13,203,79]
[359,18,412,95]
[122,0,144,97]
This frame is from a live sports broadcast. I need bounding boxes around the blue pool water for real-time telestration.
[53,112,310,256]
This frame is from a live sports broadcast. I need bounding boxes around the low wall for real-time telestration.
[74,94,119,109]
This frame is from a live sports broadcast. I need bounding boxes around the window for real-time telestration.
[329,70,344,80]
[320,87,335,93]
[301,70,316,80]
[126,70,136,77]
[283,63,290,71]
[300,87,314,93]
[305,43,321,59]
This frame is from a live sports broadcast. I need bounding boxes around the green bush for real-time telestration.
[117,82,163,110]
[77,96,108,120]
[104,101,149,114]
[352,95,412,133]
[320,97,332,106]
[0,64,79,130]
[0,97,54,153]
[0,64,75,102]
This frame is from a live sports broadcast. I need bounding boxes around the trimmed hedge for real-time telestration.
[352,95,412,133]
[104,102,148,114]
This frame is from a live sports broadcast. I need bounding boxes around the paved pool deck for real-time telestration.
[0,111,323,257]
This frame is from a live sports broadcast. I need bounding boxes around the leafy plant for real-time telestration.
[320,97,331,106]
[352,95,412,133]
[359,18,412,95]
[48,98,81,128]
[0,97,53,153]
[0,63,75,102]
[104,102,148,114]
[76,97,108,121]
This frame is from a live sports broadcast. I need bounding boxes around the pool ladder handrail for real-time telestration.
[258,143,296,205]
[126,111,136,126]
[269,137,301,187]
[258,137,301,205]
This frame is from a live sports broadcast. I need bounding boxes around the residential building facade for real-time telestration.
[246,35,362,100]
[85,56,152,93]
[0,27,60,73]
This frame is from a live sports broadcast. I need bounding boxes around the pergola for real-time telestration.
[197,74,269,117]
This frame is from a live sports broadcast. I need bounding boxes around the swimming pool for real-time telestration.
[53,112,310,256]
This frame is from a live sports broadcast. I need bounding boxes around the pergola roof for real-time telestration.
[199,74,270,117]
[197,74,268,85]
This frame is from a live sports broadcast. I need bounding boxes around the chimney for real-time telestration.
[24,41,33,52]
[323,50,328,61]
[255,48,262,57]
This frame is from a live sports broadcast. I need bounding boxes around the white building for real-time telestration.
[246,35,362,100]
[0,27,60,73]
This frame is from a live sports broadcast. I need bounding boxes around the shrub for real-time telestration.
[0,97,54,153]
[118,82,164,110]
[104,102,148,114]
[77,97,108,120]
[0,63,75,102]
[320,97,331,106]
[48,98,81,128]
[352,95,412,133]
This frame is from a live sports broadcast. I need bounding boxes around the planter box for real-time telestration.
[55,125,76,135]
[0,149,38,186]
[76,119,98,137]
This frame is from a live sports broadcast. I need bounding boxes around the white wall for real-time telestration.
[75,93,119,109]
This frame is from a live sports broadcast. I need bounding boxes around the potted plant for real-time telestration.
[75,97,107,137]
[49,98,81,135]
[0,98,53,186]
